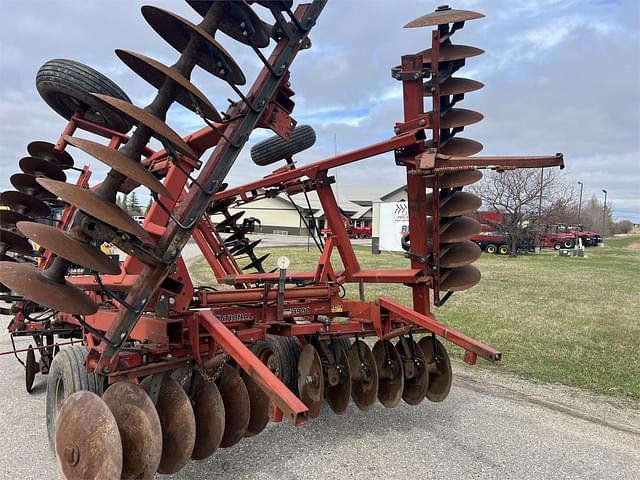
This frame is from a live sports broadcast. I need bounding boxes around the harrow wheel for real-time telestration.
[102,382,162,479]
[218,365,251,448]
[348,340,379,411]
[325,343,352,415]
[25,344,39,393]
[396,337,429,406]
[261,335,302,393]
[297,344,324,418]
[419,337,453,402]
[55,391,123,480]
[372,340,404,409]
[140,375,196,474]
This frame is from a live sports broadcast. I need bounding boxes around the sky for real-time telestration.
[0,0,638,221]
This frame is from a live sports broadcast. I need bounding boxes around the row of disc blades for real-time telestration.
[298,337,452,418]
[56,363,271,480]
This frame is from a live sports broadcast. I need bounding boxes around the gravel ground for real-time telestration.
[1,317,638,480]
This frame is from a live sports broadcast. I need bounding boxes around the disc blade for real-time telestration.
[91,94,196,160]
[142,6,246,85]
[189,376,226,459]
[0,210,32,233]
[19,157,67,181]
[427,137,483,156]
[418,337,453,402]
[404,8,484,28]
[440,240,482,268]
[297,344,324,418]
[115,50,221,122]
[0,262,97,314]
[0,191,51,218]
[425,170,483,188]
[430,216,482,243]
[25,345,37,393]
[36,179,148,238]
[218,364,251,447]
[140,375,195,474]
[0,228,34,255]
[27,141,74,169]
[186,0,271,48]
[418,45,484,63]
[348,340,378,411]
[102,382,162,479]
[437,108,484,129]
[17,222,120,274]
[243,374,270,436]
[11,173,56,200]
[440,264,482,291]
[63,135,174,199]
[372,340,404,409]
[426,191,481,217]
[436,77,484,97]
[325,346,352,415]
[396,337,429,406]
[55,391,123,480]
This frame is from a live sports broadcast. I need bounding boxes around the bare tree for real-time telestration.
[471,169,575,256]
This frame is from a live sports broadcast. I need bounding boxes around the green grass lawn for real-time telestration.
[191,236,640,401]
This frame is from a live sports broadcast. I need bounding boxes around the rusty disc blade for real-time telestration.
[55,391,123,480]
[298,344,324,418]
[418,337,453,402]
[0,211,32,232]
[440,264,481,291]
[27,141,74,169]
[17,222,120,274]
[140,375,195,474]
[348,340,379,412]
[218,364,251,447]
[185,376,225,459]
[436,77,484,97]
[19,157,67,182]
[434,216,482,243]
[11,173,57,200]
[25,345,38,393]
[0,262,98,314]
[0,191,51,218]
[325,346,352,415]
[419,45,484,63]
[440,240,482,268]
[187,0,271,48]
[396,337,429,406]
[142,6,246,85]
[0,254,16,263]
[404,8,484,28]
[243,374,270,436]
[102,382,162,479]
[91,94,196,160]
[63,135,174,199]
[437,108,484,129]
[0,228,34,255]
[426,191,481,217]
[115,50,221,123]
[372,340,404,409]
[36,179,148,238]
[427,137,483,156]
[425,170,483,188]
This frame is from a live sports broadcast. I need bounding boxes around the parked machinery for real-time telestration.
[0,3,564,479]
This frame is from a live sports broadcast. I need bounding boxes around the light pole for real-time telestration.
[601,189,607,247]
[577,181,583,225]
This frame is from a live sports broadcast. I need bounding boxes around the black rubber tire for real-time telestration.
[498,245,510,255]
[36,59,133,133]
[485,244,497,254]
[554,243,561,250]
[563,239,575,249]
[45,345,104,450]
[264,335,302,394]
[251,125,316,166]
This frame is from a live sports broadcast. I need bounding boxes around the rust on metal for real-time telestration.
[431,77,484,97]
[427,137,483,156]
[218,365,250,447]
[64,135,174,199]
[243,374,271,436]
[424,170,483,188]
[0,228,34,255]
[348,340,379,411]
[435,108,484,129]
[27,141,74,169]
[325,346,352,415]
[418,336,453,402]
[142,6,246,85]
[115,50,221,122]
[439,240,482,268]
[418,45,484,63]
[433,216,482,243]
[10,173,57,199]
[188,375,225,459]
[19,157,67,182]
[91,94,197,159]
[36,178,148,238]
[440,264,482,291]
[396,337,429,405]
[372,340,404,408]
[0,191,51,218]
[425,191,482,217]
[404,7,484,28]
[102,382,162,479]
[297,344,324,418]
[17,221,121,275]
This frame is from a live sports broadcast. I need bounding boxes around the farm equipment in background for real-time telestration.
[0,3,564,479]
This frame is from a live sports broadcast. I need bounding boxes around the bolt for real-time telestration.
[394,127,401,134]
[102,366,110,374]
[418,119,426,126]
[64,445,79,466]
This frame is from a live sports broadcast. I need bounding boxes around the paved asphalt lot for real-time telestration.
[1,318,639,480]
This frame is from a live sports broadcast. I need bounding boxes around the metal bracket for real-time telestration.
[148,372,165,405]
